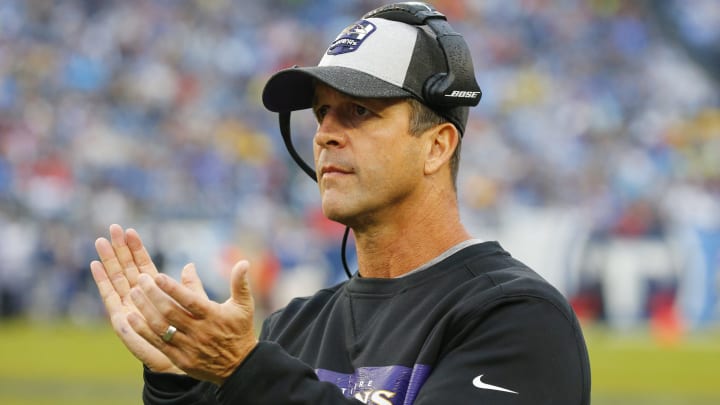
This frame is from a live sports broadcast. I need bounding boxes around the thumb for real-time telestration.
[230,260,252,307]
[181,263,208,299]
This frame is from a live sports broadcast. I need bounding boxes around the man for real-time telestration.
[91,2,591,404]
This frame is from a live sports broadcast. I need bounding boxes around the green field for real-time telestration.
[1,320,718,404]
[0,320,142,405]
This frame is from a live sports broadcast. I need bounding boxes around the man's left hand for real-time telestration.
[128,259,258,386]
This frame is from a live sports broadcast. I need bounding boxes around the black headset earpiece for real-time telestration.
[363,2,482,108]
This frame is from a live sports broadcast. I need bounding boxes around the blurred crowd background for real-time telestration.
[0,0,718,336]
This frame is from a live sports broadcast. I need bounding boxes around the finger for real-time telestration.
[120,311,180,367]
[137,273,196,326]
[109,224,141,285]
[126,311,188,357]
[230,260,252,307]
[126,311,191,375]
[154,272,211,318]
[126,228,159,277]
[130,281,185,338]
[181,263,209,299]
[91,260,142,339]
[95,237,132,297]
[90,260,125,313]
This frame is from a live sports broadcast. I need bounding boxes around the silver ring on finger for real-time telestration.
[162,324,178,343]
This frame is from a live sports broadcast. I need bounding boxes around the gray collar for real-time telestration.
[395,239,485,278]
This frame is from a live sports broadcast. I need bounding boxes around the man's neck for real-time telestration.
[352,202,471,279]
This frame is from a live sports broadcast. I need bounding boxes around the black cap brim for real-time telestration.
[262,65,414,113]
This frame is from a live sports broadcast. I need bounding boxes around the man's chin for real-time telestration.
[322,208,352,226]
[321,201,358,226]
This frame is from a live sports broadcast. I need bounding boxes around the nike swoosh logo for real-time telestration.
[473,375,518,394]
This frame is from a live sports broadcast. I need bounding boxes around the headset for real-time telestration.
[278,2,481,278]
[363,2,481,108]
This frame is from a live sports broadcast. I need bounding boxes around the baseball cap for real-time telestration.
[262,4,480,135]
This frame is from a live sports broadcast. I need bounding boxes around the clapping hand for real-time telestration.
[91,225,258,385]
[91,224,182,374]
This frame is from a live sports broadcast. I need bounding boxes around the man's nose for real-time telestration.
[314,111,347,148]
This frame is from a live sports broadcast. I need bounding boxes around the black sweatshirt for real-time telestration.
[143,241,591,404]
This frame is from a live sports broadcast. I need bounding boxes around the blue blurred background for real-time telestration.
[0,0,718,340]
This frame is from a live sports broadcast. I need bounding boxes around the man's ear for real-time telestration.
[424,123,459,176]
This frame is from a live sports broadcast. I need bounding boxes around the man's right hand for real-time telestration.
[90,224,182,374]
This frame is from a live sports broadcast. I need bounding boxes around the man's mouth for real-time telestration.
[320,164,353,178]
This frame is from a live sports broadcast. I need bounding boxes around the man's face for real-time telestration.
[312,84,427,228]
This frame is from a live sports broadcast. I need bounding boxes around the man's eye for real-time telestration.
[315,106,328,121]
[354,105,369,116]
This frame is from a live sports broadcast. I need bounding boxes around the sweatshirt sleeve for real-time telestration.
[142,366,218,405]
[215,341,363,405]
[143,342,363,405]
[413,296,591,405]
[142,312,359,405]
